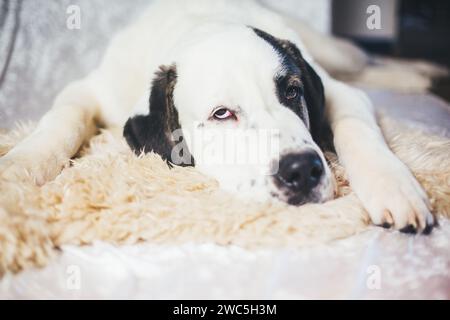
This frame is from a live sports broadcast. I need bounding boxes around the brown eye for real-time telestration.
[285,85,301,100]
[212,107,235,120]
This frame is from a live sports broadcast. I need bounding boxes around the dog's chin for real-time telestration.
[216,176,335,206]
[267,192,318,206]
[272,182,335,206]
[285,192,326,206]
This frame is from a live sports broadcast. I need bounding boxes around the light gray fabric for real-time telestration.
[0,0,149,129]
[365,89,450,138]
[2,220,450,299]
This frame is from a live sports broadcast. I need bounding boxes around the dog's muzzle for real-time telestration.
[273,150,325,205]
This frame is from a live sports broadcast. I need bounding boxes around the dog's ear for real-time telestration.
[252,28,333,151]
[123,64,194,166]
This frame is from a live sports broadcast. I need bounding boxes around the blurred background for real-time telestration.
[0,0,449,129]
[333,0,450,66]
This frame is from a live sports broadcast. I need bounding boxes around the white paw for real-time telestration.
[0,149,67,185]
[355,157,435,234]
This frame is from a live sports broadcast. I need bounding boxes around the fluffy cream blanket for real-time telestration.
[0,117,449,276]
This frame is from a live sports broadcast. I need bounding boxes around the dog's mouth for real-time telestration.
[270,182,331,206]
[283,191,325,206]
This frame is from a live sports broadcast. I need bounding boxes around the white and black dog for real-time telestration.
[0,0,436,233]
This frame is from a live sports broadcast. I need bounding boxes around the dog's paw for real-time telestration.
[355,158,435,235]
[0,150,67,185]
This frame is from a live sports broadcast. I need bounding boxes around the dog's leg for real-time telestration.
[0,78,99,185]
[323,77,435,233]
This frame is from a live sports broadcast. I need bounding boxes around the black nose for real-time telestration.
[276,151,324,194]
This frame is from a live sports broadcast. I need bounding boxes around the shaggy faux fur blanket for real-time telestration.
[0,117,449,275]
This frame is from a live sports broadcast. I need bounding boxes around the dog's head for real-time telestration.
[124,26,335,205]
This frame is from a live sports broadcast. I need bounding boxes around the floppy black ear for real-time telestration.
[252,28,334,151]
[123,65,194,166]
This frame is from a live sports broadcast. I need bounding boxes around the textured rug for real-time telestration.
[0,116,449,276]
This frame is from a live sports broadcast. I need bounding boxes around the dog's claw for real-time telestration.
[400,224,417,234]
[422,223,434,235]
[380,222,392,229]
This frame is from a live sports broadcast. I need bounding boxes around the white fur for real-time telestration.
[0,0,434,232]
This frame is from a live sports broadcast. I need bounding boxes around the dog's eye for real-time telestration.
[285,85,301,100]
[212,107,235,120]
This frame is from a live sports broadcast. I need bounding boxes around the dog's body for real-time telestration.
[0,0,435,233]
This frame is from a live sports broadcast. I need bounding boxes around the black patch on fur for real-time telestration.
[252,27,333,151]
[123,65,194,166]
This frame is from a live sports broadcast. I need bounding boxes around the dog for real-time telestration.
[0,0,436,234]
